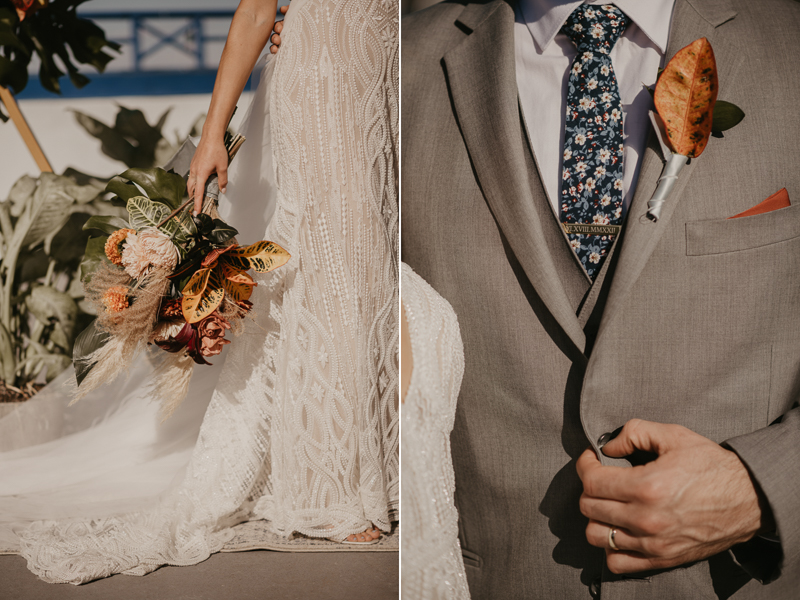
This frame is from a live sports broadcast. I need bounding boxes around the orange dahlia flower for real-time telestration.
[102,286,130,312]
[105,228,135,266]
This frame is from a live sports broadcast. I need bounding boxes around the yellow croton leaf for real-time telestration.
[226,241,291,273]
[220,262,256,303]
[182,287,224,324]
[181,266,223,323]
[182,267,211,297]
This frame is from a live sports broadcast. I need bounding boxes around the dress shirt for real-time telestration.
[514,0,676,217]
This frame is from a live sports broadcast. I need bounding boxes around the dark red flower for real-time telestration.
[12,0,47,21]
[154,322,211,365]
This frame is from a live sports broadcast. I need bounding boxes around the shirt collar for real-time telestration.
[517,0,675,53]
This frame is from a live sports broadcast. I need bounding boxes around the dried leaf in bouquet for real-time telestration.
[77,265,172,398]
[145,350,195,421]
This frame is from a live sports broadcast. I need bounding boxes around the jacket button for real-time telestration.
[597,432,613,448]
[589,577,601,598]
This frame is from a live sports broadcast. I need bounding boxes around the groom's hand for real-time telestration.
[576,419,773,574]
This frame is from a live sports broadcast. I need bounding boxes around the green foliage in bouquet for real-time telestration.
[0,169,127,386]
[79,167,219,286]
[0,0,120,121]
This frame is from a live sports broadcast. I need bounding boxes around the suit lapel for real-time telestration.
[444,0,587,353]
[594,0,743,341]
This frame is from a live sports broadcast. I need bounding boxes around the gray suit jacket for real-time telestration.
[401,0,800,598]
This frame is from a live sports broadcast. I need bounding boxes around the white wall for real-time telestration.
[1,0,285,197]
[0,92,253,199]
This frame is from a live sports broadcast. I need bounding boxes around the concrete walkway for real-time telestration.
[0,550,398,600]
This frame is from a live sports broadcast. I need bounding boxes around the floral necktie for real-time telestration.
[560,4,630,280]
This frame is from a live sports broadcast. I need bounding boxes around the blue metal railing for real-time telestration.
[80,11,235,74]
[17,10,276,98]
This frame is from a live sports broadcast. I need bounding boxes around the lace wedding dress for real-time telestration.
[401,264,470,600]
[0,0,398,584]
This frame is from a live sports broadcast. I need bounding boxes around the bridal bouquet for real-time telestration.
[72,140,289,418]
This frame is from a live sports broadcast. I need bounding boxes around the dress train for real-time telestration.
[0,0,398,584]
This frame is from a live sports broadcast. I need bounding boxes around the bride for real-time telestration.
[0,0,398,584]
[401,263,470,599]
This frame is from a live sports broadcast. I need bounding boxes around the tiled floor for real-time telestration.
[0,550,398,600]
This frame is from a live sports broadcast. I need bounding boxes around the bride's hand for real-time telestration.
[269,3,289,54]
[188,137,229,214]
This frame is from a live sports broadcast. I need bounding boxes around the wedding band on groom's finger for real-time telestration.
[608,527,620,551]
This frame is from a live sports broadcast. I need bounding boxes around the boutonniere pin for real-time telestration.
[645,37,745,221]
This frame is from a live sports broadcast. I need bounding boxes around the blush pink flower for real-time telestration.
[121,227,180,280]
[197,312,232,357]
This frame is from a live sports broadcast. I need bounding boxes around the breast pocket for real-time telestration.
[685,203,800,256]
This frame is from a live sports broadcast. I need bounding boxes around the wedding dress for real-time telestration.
[401,263,470,600]
[0,0,398,584]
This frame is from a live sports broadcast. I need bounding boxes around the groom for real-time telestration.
[402,0,800,598]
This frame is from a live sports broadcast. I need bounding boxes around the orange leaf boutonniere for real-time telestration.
[654,37,718,159]
[645,38,745,221]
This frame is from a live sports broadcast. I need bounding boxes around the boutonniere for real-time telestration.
[645,37,745,221]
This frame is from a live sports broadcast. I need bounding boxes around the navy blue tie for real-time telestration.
[560,4,630,280]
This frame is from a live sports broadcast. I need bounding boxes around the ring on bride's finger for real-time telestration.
[608,527,620,551]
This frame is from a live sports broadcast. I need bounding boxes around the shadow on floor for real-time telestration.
[0,549,399,600]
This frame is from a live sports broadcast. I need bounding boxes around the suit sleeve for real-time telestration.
[725,406,800,585]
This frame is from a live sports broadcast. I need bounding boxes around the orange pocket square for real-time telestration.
[729,188,790,219]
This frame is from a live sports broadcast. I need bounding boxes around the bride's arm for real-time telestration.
[189,0,278,213]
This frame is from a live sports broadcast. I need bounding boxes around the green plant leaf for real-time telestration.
[27,286,78,345]
[7,174,37,217]
[80,235,110,283]
[208,219,238,246]
[711,100,745,134]
[17,350,72,382]
[194,213,214,235]
[105,175,141,201]
[0,54,28,95]
[18,173,78,249]
[18,248,49,283]
[73,319,111,386]
[51,213,93,266]
[62,178,105,205]
[120,168,187,210]
[126,195,170,230]
[73,111,138,167]
[83,215,129,235]
[162,208,197,248]
[0,321,15,383]
[0,30,29,56]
